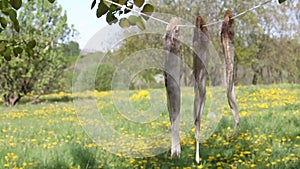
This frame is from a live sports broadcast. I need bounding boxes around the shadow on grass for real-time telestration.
[70,145,97,168]
[0,96,74,106]
[37,96,74,103]
[34,161,69,169]
[31,145,99,169]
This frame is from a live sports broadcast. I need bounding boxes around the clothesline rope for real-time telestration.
[179,0,273,27]
[104,0,274,28]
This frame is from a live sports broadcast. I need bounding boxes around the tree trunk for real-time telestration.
[252,71,259,85]
[2,93,21,106]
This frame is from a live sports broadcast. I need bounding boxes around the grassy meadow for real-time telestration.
[0,84,299,169]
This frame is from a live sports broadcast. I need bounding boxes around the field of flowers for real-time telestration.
[0,84,299,169]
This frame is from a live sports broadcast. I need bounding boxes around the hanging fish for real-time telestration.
[221,10,240,136]
[164,17,181,157]
[193,15,210,164]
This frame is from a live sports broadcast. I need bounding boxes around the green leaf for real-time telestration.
[109,4,121,12]
[133,0,144,8]
[278,0,287,4]
[0,42,6,52]
[26,48,34,57]
[0,17,7,28]
[13,46,23,56]
[10,0,22,10]
[96,1,109,18]
[91,0,96,9]
[1,8,10,15]
[141,4,154,20]
[119,0,127,5]
[27,40,36,49]
[106,11,118,25]
[4,54,11,61]
[136,17,145,30]
[48,0,55,3]
[128,15,139,25]
[2,0,9,8]
[13,19,19,32]
[119,18,130,28]
[9,9,17,21]
[3,47,11,61]
[9,9,19,32]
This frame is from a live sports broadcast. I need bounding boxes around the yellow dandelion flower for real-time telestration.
[207,155,215,162]
[129,158,135,163]
[197,164,203,169]
[223,141,229,145]
[86,144,94,148]
[12,155,18,160]
[240,111,248,117]
[234,145,240,149]
[260,134,267,140]
[189,140,195,144]
[129,90,150,102]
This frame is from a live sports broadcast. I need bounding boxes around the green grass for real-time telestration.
[0,84,299,168]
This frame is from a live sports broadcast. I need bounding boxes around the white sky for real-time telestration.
[57,0,108,49]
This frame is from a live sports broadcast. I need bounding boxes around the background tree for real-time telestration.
[60,41,80,57]
[93,0,299,86]
[0,0,74,105]
[0,0,56,60]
